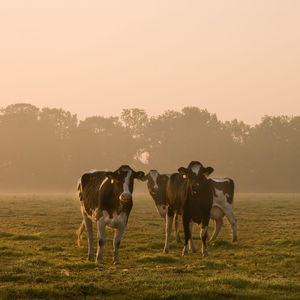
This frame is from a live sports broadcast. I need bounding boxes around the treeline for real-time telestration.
[0,103,299,192]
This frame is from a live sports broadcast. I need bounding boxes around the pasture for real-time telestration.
[0,193,299,299]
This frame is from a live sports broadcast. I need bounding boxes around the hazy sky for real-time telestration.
[1,1,299,124]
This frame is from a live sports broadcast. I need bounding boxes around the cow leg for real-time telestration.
[174,213,181,243]
[224,209,237,242]
[209,218,223,242]
[163,207,174,254]
[81,210,94,261]
[182,213,191,256]
[113,225,125,264]
[96,219,106,264]
[188,221,196,252]
[200,218,209,256]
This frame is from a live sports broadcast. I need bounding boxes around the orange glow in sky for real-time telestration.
[1,0,299,124]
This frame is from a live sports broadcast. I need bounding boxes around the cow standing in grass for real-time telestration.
[77,165,144,264]
[208,178,236,241]
[187,161,237,242]
[164,161,214,256]
[143,169,237,249]
[142,170,181,243]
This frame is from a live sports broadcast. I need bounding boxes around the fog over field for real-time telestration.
[0,103,299,193]
[1,1,300,193]
[1,2,300,300]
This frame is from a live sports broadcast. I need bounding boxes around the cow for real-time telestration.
[164,161,214,256]
[142,169,236,250]
[187,161,237,242]
[208,178,236,241]
[141,170,181,243]
[77,165,144,264]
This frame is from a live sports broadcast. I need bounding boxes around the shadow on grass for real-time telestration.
[0,249,20,257]
[0,232,14,238]
[210,240,248,249]
[204,260,227,270]
[11,234,40,241]
[136,242,165,251]
[57,262,98,271]
[40,246,64,252]
[0,283,112,300]
[137,255,178,264]
[147,222,160,227]
[0,232,41,240]
[211,277,300,293]
[261,239,300,246]
[0,273,28,283]
[25,259,53,267]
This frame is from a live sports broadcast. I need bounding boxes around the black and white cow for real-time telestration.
[77,166,144,264]
[188,161,237,242]
[142,170,180,243]
[208,178,236,241]
[164,162,214,256]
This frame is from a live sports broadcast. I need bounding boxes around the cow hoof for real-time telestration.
[232,238,238,242]
[163,247,169,254]
[87,255,94,261]
[113,260,121,265]
[96,259,103,264]
[182,249,188,257]
[202,251,208,257]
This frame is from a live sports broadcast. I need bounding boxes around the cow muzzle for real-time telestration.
[120,192,132,202]
[151,187,159,194]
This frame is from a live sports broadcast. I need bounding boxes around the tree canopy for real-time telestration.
[0,104,299,192]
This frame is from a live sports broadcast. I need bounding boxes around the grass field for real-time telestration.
[0,193,299,299]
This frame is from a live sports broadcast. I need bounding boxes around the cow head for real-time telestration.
[106,165,144,201]
[187,161,214,177]
[141,170,169,195]
[178,161,214,196]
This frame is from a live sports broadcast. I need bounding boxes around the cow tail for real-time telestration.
[77,178,83,201]
[76,221,85,248]
[229,179,235,204]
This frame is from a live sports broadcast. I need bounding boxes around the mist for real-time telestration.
[0,103,299,193]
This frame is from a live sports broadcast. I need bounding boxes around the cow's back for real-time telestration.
[80,171,107,213]
[209,178,234,205]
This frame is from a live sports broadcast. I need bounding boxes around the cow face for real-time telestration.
[106,165,144,201]
[178,163,214,196]
[187,161,214,177]
[142,170,169,195]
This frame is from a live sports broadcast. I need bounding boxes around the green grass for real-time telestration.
[0,193,299,299]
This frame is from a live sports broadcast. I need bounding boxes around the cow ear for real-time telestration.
[106,171,114,179]
[106,171,116,183]
[162,175,169,182]
[204,167,214,176]
[140,173,149,182]
[134,171,145,180]
[178,167,188,178]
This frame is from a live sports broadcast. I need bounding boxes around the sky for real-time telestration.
[0,0,299,124]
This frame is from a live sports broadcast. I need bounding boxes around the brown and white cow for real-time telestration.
[141,170,180,243]
[164,161,214,256]
[77,166,144,264]
[187,161,237,242]
[142,169,236,250]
